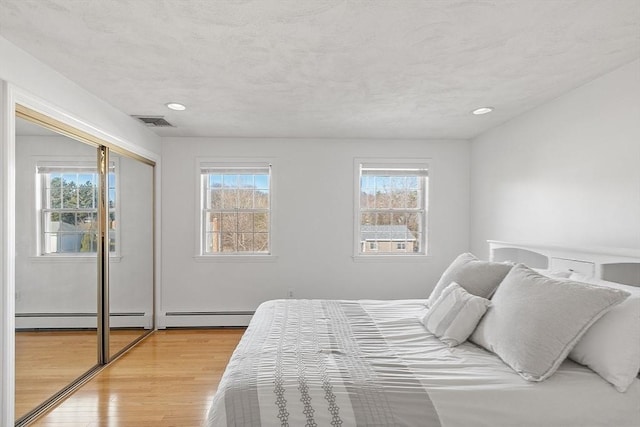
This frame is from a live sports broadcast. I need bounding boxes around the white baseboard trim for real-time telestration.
[15,312,152,329]
[159,311,254,328]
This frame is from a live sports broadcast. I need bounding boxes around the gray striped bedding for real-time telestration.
[206,299,640,427]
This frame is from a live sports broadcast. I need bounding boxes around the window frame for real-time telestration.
[35,157,121,258]
[195,158,275,260]
[353,158,430,261]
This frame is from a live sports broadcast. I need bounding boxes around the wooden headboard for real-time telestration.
[488,240,640,286]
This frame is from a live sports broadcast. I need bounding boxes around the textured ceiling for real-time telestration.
[0,0,639,139]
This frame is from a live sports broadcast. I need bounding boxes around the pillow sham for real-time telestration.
[427,253,512,307]
[420,282,491,347]
[470,264,629,382]
[568,273,640,392]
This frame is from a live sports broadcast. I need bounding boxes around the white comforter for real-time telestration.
[206,299,640,426]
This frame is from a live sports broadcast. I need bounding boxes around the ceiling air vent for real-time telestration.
[132,115,175,127]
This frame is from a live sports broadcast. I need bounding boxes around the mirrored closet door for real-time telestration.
[14,106,155,426]
[108,153,154,358]
[14,116,100,420]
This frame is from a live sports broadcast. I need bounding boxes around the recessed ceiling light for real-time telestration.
[472,107,493,115]
[166,102,186,111]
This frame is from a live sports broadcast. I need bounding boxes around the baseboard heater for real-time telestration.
[16,312,152,329]
[161,311,255,328]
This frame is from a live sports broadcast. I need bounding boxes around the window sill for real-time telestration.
[29,255,123,263]
[193,254,278,263]
[352,254,432,263]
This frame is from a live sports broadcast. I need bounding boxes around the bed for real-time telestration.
[206,242,640,426]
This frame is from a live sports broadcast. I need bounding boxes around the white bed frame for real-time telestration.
[488,240,640,286]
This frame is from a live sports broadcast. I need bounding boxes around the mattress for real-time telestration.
[206,299,640,426]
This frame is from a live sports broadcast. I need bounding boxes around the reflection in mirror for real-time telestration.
[14,117,99,420]
[108,153,154,358]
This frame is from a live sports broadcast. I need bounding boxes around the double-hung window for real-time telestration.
[38,161,117,255]
[355,160,429,257]
[200,162,271,255]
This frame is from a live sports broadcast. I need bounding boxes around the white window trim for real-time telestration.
[352,157,431,261]
[194,157,276,260]
[33,156,121,259]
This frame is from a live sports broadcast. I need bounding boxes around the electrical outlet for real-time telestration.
[287,289,294,298]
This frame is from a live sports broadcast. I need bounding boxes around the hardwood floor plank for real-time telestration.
[16,329,145,420]
[31,329,244,426]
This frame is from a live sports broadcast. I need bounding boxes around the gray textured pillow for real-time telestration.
[470,264,630,382]
[427,253,512,307]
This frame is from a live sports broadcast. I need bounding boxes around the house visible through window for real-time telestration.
[357,161,428,256]
[200,163,271,255]
[38,162,117,255]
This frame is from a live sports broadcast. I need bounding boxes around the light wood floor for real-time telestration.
[30,329,245,427]
[16,329,147,420]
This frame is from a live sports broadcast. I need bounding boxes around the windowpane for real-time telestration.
[201,165,271,255]
[43,212,57,232]
[360,191,372,209]
[61,177,77,208]
[254,175,269,190]
[357,162,428,255]
[254,213,269,232]
[49,179,62,209]
[413,232,423,253]
[238,233,254,252]
[221,212,237,232]
[406,189,419,208]
[209,174,223,188]
[238,189,254,209]
[254,190,269,208]
[223,174,238,188]
[360,175,374,192]
[78,181,95,208]
[237,212,253,233]
[221,189,238,209]
[254,233,269,252]
[205,232,221,253]
[406,212,420,235]
[79,173,93,183]
[205,212,221,232]
[39,165,117,255]
[392,212,407,227]
[209,189,223,209]
[376,212,392,226]
[238,175,254,187]
[221,232,237,252]
[359,212,372,227]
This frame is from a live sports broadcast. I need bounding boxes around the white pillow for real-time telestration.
[568,273,640,392]
[420,282,490,347]
[428,253,512,307]
[532,268,572,279]
[470,264,629,382]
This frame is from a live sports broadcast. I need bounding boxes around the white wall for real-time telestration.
[470,59,640,259]
[161,138,470,325]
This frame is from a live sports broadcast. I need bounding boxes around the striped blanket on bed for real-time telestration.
[206,299,440,426]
